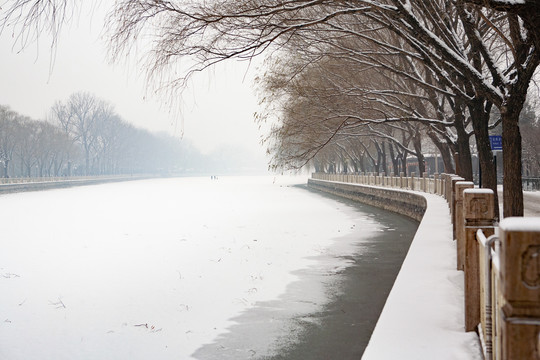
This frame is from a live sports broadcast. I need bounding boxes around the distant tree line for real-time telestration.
[3,0,539,216]
[520,102,540,178]
[1,92,186,178]
[0,92,267,178]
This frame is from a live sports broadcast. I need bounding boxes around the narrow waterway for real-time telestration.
[193,185,419,359]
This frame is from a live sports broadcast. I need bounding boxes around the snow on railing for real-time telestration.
[311,171,454,198]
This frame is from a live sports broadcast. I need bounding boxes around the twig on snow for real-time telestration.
[49,298,66,309]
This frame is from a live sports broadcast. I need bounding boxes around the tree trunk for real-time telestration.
[388,143,400,175]
[400,153,408,176]
[426,131,455,174]
[501,105,524,217]
[3,159,9,178]
[453,107,474,181]
[469,99,500,219]
[411,132,426,175]
[381,141,387,176]
[358,155,365,173]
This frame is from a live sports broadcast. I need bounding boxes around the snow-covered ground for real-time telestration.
[0,176,385,360]
[362,191,483,359]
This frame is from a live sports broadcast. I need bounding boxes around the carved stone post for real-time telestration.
[463,189,495,332]
[438,173,445,198]
[434,173,440,195]
[456,181,475,270]
[450,176,465,241]
[445,174,453,204]
[497,217,540,360]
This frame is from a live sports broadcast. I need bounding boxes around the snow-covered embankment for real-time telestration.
[308,179,483,359]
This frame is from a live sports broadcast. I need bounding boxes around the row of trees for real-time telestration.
[260,47,539,178]
[0,92,267,178]
[0,93,186,178]
[2,0,539,216]
[244,0,540,219]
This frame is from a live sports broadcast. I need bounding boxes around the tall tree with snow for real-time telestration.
[2,0,539,216]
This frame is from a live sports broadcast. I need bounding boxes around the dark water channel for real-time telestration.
[192,185,419,360]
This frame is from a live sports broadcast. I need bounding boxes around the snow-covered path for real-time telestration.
[0,176,393,360]
[362,191,483,359]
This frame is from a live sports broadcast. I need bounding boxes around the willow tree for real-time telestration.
[2,0,539,216]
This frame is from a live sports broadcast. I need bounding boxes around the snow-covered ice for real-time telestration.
[0,176,385,360]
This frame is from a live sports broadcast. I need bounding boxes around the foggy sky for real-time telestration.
[0,2,266,158]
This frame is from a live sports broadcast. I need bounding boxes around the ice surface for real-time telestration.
[0,176,379,360]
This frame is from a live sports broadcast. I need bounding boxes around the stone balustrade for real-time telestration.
[310,172,540,359]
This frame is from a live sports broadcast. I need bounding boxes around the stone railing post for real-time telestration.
[450,176,465,239]
[399,172,404,189]
[422,172,428,192]
[463,189,495,332]
[496,217,540,360]
[445,174,453,204]
[410,172,415,190]
[446,174,453,204]
[440,173,447,199]
[455,181,475,270]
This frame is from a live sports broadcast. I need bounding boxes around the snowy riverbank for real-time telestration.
[362,191,483,359]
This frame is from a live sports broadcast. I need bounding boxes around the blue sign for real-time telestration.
[489,135,502,151]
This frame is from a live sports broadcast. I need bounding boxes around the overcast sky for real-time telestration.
[0,3,267,157]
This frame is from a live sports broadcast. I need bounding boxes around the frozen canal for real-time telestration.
[0,176,418,359]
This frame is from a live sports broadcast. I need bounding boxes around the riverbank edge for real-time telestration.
[0,175,154,195]
[307,178,427,222]
[307,178,483,359]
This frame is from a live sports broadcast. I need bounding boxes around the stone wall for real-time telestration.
[0,176,150,195]
[308,178,427,222]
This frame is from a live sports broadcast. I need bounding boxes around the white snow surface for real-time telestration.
[0,176,380,360]
[464,188,494,194]
[362,192,483,359]
[500,216,540,232]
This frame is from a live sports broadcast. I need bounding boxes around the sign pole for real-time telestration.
[489,135,503,187]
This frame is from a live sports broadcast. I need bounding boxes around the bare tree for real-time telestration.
[2,0,539,215]
[50,92,115,175]
[0,106,20,178]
